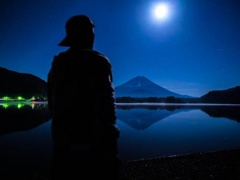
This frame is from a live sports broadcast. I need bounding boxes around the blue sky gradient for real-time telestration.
[0,0,239,97]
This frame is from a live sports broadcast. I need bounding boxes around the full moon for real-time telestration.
[152,3,170,20]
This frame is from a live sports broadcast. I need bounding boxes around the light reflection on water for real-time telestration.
[0,102,240,172]
[117,107,240,161]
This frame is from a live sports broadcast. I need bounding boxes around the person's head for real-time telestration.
[58,15,95,49]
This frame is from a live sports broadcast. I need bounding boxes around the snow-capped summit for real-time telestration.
[123,76,154,87]
[115,76,191,98]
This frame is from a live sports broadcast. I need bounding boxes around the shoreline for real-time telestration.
[120,148,240,179]
[1,148,240,180]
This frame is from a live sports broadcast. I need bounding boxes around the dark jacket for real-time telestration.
[47,48,119,152]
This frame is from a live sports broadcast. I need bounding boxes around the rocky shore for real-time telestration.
[1,149,240,180]
[120,148,240,179]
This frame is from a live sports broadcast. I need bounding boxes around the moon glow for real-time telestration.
[152,3,170,21]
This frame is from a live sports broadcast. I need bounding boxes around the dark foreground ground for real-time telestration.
[1,149,240,180]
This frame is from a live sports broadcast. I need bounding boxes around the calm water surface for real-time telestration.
[0,102,240,172]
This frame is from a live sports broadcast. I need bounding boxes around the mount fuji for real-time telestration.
[114,76,192,98]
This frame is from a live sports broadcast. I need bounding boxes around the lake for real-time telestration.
[0,102,240,173]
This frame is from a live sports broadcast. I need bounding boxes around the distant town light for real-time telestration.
[17,96,25,100]
[3,96,12,100]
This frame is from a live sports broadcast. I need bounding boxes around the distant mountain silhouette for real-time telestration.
[200,86,240,104]
[0,67,47,99]
[115,76,192,98]
[1,67,239,104]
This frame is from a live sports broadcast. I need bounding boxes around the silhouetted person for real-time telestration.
[47,15,121,179]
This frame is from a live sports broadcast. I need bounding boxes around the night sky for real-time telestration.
[0,0,239,97]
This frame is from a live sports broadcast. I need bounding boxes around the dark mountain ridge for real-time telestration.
[0,67,47,99]
[200,86,240,104]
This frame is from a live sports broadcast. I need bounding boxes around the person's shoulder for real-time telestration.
[51,49,70,67]
[83,49,106,58]
[80,49,110,65]
[90,50,110,62]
